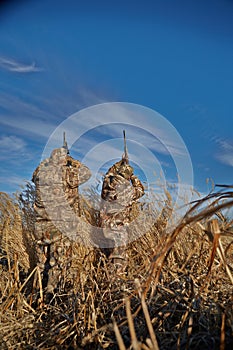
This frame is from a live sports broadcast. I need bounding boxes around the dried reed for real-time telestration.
[0,185,232,349]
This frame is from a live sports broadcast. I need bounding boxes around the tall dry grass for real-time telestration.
[0,185,233,349]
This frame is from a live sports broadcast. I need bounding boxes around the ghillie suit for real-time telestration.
[100,131,144,269]
[32,134,91,295]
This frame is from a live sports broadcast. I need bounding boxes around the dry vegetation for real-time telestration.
[0,185,233,349]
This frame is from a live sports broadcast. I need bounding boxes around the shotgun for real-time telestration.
[122,130,129,164]
[63,131,69,154]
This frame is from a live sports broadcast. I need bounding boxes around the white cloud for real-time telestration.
[0,114,57,139]
[218,139,233,152]
[46,103,189,158]
[0,56,42,73]
[0,92,62,139]
[0,135,37,171]
[216,153,233,167]
[0,173,30,194]
[0,135,26,153]
[1,175,25,187]
[0,87,107,141]
[0,100,193,194]
[39,103,193,211]
[215,139,233,167]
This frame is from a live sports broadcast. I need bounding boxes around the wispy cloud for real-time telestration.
[47,103,193,195]
[0,135,34,192]
[0,135,26,153]
[0,92,62,139]
[0,171,33,193]
[0,87,106,141]
[217,154,233,167]
[0,113,58,139]
[46,102,189,158]
[0,56,42,73]
[0,175,25,187]
[215,139,233,167]
[0,135,32,165]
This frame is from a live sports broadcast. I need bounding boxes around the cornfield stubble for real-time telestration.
[0,184,233,349]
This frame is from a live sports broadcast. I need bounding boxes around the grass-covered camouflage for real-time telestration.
[32,146,91,294]
[0,169,233,349]
[100,136,145,266]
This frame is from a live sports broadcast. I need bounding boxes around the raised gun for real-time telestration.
[63,131,69,154]
[122,130,129,164]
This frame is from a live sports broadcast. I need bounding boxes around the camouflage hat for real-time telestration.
[49,147,67,166]
[50,147,67,159]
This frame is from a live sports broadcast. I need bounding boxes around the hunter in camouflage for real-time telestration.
[100,131,144,269]
[32,133,91,295]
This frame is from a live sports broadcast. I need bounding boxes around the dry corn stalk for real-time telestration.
[0,191,29,271]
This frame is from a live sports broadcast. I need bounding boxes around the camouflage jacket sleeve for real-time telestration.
[101,163,120,201]
[101,161,145,203]
[65,157,91,187]
[130,174,145,200]
[78,163,92,185]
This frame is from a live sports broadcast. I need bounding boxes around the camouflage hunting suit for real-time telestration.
[100,158,144,266]
[32,147,91,294]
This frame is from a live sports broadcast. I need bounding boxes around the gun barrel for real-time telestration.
[123,130,129,164]
[63,132,69,154]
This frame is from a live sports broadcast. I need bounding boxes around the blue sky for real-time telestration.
[0,0,233,198]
